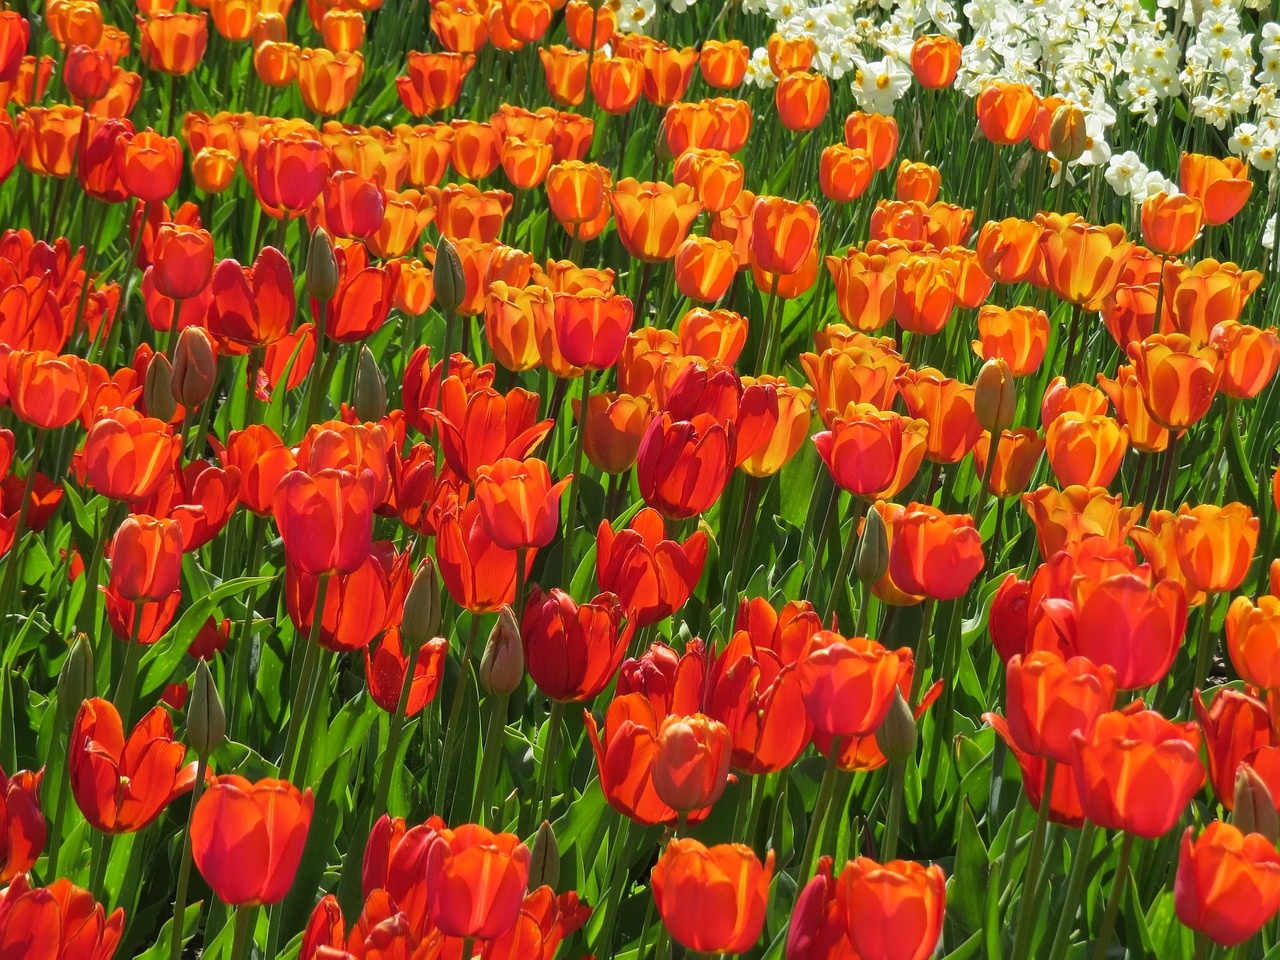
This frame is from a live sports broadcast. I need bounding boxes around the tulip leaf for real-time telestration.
[950,799,989,933]
[131,901,203,960]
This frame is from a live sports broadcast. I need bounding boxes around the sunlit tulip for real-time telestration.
[564,0,614,50]
[1211,321,1280,399]
[1126,333,1223,430]
[1141,191,1203,257]
[580,392,653,474]
[272,468,375,576]
[0,876,123,958]
[775,71,828,131]
[819,144,874,203]
[892,254,956,336]
[116,129,182,203]
[597,509,706,627]
[425,824,530,939]
[474,457,570,551]
[972,428,1044,498]
[437,498,530,613]
[591,54,644,114]
[69,698,196,833]
[1039,220,1134,308]
[672,148,743,213]
[1174,502,1259,596]
[191,775,313,906]
[138,12,208,75]
[1070,709,1204,837]
[843,111,898,170]
[652,839,774,954]
[108,513,183,603]
[910,34,961,89]
[521,587,630,701]
[812,405,921,498]
[797,632,907,738]
[751,195,820,275]
[397,50,474,115]
[539,44,586,106]
[0,13,28,83]
[972,304,1048,376]
[976,81,1037,145]
[887,504,984,601]
[897,367,981,465]
[1005,651,1116,763]
[837,857,947,960]
[1181,153,1253,226]
[1193,688,1273,810]
[640,43,698,106]
[700,39,748,88]
[610,179,702,262]
[1045,412,1128,489]
[976,217,1044,284]
[636,412,735,519]
[430,0,487,53]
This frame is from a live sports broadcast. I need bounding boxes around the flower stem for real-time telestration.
[168,756,208,960]
[1046,821,1099,960]
[909,598,938,704]
[881,757,907,860]
[373,642,423,818]
[279,575,329,779]
[560,370,591,588]
[822,497,867,621]
[799,736,844,881]
[1010,761,1056,960]
[113,608,145,729]
[1089,831,1136,960]
[228,904,255,960]
[471,692,509,825]
[538,699,567,823]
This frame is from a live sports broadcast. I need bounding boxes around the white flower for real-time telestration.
[1106,150,1149,196]
[850,54,913,114]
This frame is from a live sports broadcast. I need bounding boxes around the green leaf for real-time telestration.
[131,901,204,960]
[950,799,989,932]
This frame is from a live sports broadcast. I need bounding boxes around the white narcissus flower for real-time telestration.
[850,55,913,115]
[1106,151,1149,197]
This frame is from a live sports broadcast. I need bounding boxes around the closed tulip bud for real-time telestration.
[434,236,466,314]
[974,358,1016,433]
[875,687,917,764]
[171,327,217,408]
[528,820,560,890]
[188,659,225,759]
[401,557,441,649]
[57,634,94,725]
[1233,765,1279,845]
[354,345,386,422]
[1048,104,1087,162]
[479,604,524,695]
[306,226,340,303]
[855,505,890,585]
[143,353,177,423]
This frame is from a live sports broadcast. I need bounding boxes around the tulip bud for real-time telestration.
[974,357,1016,433]
[433,237,465,315]
[401,557,441,650]
[57,634,95,726]
[855,506,890,585]
[479,604,523,695]
[143,353,177,422]
[528,819,560,890]
[188,659,226,759]
[1232,764,1279,844]
[874,687,917,764]
[171,326,218,408]
[306,226,340,302]
[354,344,386,422]
[1049,104,1088,164]
[655,119,674,163]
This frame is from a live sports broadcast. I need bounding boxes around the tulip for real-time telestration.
[652,839,774,954]
[1141,191,1204,257]
[432,379,553,482]
[191,775,313,906]
[812,405,923,498]
[0,876,123,958]
[973,304,1049,376]
[397,51,474,115]
[751,195,820,275]
[1174,502,1259,596]
[892,254,956,336]
[897,367,982,465]
[565,0,614,49]
[884,504,985,602]
[1228,594,1280,690]
[636,413,735,519]
[1005,651,1116,764]
[976,217,1044,284]
[69,698,197,834]
[677,307,746,365]
[1127,333,1223,430]
[1193,687,1274,810]
[819,144,874,204]
[578,392,653,474]
[1175,821,1280,946]
[473,457,570,552]
[1040,220,1135,308]
[843,111,898,170]
[972,428,1044,498]
[256,131,331,214]
[553,289,634,369]
[213,425,296,516]
[652,714,731,813]
[272,468,375,576]
[1045,412,1128,489]
[425,824,530,939]
[1181,153,1252,226]
[836,857,947,960]
[521,587,630,701]
[138,12,208,75]
[640,43,698,106]
[911,34,961,88]
[797,632,908,738]
[775,71,829,131]
[1071,709,1205,837]
[976,81,1037,145]
[108,514,183,603]
[610,179,702,262]
[591,53,644,114]
[0,13,28,83]
[298,48,364,115]
[83,409,181,503]
[1212,321,1280,399]
[539,45,586,106]
[596,509,707,627]
[436,498,530,614]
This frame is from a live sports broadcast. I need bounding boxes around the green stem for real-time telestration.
[881,758,907,860]
[373,642,423,817]
[822,497,867,621]
[538,699,567,823]
[113,609,144,729]
[228,515,267,743]
[592,814,632,957]
[560,370,591,588]
[0,428,47,625]
[1089,832,1136,960]
[169,756,208,960]
[1010,760,1056,960]
[972,429,1002,530]
[799,736,844,881]
[1046,821,1099,960]
[88,829,115,905]
[279,575,329,779]
[1191,596,1218,703]
[436,616,483,808]
[471,692,509,825]
[909,598,938,704]
[228,904,255,960]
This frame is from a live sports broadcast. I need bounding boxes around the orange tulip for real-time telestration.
[553,288,634,369]
[255,130,331,214]
[1141,191,1203,257]
[500,136,553,190]
[674,235,737,302]
[812,405,924,497]
[910,34,961,89]
[887,503,985,601]
[1005,650,1117,764]
[397,50,474,115]
[580,392,654,474]
[843,111,898,170]
[0,13,28,83]
[1127,333,1223,430]
[107,513,183,602]
[976,81,1037,145]
[1181,153,1253,226]
[539,44,586,106]
[1176,821,1280,947]
[672,147,743,213]
[797,632,908,738]
[1174,502,1259,596]
[1044,412,1128,489]
[1166,259,1262,345]
[1211,320,1280,399]
[272,468,375,576]
[699,39,748,88]
[636,412,734,519]
[976,217,1044,284]
[545,158,610,231]
[972,428,1044,498]
[430,0,487,53]
[677,307,746,364]
[116,129,182,203]
[640,43,697,106]
[473,456,570,551]
[894,160,940,204]
[775,71,829,131]
[191,775,313,905]
[69,698,196,834]
[1040,219,1134,308]
[84,409,181,503]
[596,508,706,626]
[892,254,956,336]
[800,340,903,424]
[972,304,1048,376]
[564,0,613,49]
[591,53,644,114]
[484,281,548,372]
[751,195,820,275]
[652,839,774,955]
[897,367,981,464]
[298,48,363,115]
[1070,709,1204,837]
[425,824,531,939]
[1228,593,1280,689]
[610,179,702,262]
[837,858,947,960]
[431,378,552,481]
[192,146,237,192]
[138,12,208,75]
[1096,364,1170,454]
[819,144,874,204]
[652,713,731,813]
[6,350,90,429]
[436,497,530,613]
[450,119,502,179]
[767,32,814,75]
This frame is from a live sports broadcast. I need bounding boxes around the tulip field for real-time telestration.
[10,0,1280,957]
